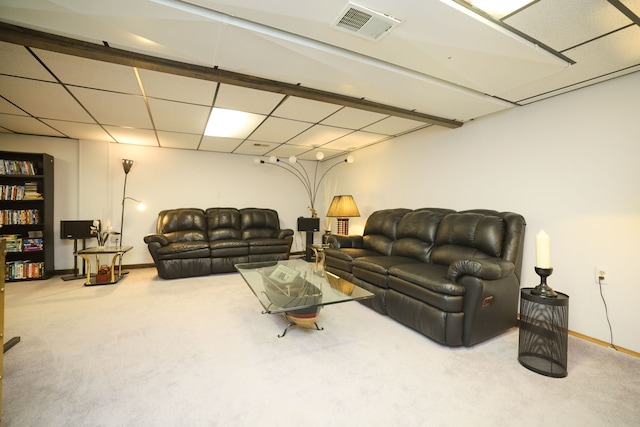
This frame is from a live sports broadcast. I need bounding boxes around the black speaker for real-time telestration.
[297,217,320,232]
[60,220,98,240]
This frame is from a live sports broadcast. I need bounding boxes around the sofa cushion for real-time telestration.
[247,238,291,254]
[430,213,504,266]
[240,208,280,239]
[391,209,452,262]
[157,208,207,243]
[156,241,211,260]
[325,247,380,272]
[210,239,249,257]
[388,263,465,312]
[361,208,411,255]
[206,208,241,241]
[353,256,420,288]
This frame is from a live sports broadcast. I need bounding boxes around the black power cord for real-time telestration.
[598,276,618,351]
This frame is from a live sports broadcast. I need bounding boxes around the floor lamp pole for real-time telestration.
[119,159,133,247]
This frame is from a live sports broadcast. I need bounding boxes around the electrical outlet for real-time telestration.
[595,267,607,285]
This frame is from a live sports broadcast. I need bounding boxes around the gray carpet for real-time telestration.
[3,267,639,426]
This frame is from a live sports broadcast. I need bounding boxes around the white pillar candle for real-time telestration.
[535,230,551,268]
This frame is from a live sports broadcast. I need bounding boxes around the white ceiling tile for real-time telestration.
[232,139,282,155]
[0,42,55,81]
[514,65,640,105]
[214,84,285,114]
[0,114,65,137]
[267,144,314,158]
[322,131,388,150]
[103,126,158,146]
[249,117,312,143]
[0,75,94,122]
[0,97,28,116]
[320,107,388,129]
[157,131,202,150]
[41,119,115,142]
[148,98,210,133]
[362,116,428,135]
[137,69,217,105]
[272,97,342,122]
[287,125,353,147]
[199,136,244,152]
[70,87,152,128]
[621,0,640,16]
[504,0,633,51]
[497,25,640,102]
[33,48,143,94]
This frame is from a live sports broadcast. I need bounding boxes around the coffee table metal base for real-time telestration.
[277,312,324,338]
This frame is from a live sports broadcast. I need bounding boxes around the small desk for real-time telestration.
[74,246,132,286]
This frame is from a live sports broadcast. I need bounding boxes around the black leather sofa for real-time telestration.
[325,208,526,347]
[144,207,294,279]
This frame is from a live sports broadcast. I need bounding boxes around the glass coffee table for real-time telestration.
[236,259,373,337]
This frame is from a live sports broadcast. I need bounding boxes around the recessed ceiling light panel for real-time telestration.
[204,108,265,138]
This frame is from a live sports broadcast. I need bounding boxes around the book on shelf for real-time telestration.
[4,260,45,280]
[0,209,41,225]
[1,234,23,252]
[23,238,44,251]
[0,182,42,200]
[0,159,36,176]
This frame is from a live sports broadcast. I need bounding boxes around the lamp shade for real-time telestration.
[326,195,360,218]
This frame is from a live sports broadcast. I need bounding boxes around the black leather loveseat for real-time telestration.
[144,207,294,279]
[324,208,526,347]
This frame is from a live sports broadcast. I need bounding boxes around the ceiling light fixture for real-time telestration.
[204,108,265,138]
[466,0,536,19]
[254,153,354,217]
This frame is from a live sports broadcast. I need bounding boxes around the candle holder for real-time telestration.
[531,267,557,297]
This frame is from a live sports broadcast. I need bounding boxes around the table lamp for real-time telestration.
[326,195,360,235]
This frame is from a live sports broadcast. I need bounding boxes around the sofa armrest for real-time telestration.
[326,234,364,249]
[447,258,515,282]
[277,228,294,239]
[144,234,169,246]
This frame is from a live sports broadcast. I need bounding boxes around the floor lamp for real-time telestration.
[326,195,360,235]
[119,159,146,247]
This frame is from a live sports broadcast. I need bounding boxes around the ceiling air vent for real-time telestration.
[331,3,401,41]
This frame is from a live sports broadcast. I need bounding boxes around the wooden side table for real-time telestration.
[518,288,569,377]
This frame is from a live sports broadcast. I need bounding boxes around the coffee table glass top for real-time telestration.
[235,259,373,314]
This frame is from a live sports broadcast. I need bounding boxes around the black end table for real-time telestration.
[518,288,569,378]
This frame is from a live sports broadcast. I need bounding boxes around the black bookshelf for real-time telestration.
[0,151,54,281]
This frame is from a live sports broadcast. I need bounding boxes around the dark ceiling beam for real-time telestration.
[607,0,640,25]
[0,22,463,129]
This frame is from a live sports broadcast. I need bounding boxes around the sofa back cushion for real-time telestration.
[206,208,241,241]
[391,208,453,262]
[157,208,207,243]
[430,212,505,266]
[362,209,411,256]
[459,209,527,280]
[240,208,280,239]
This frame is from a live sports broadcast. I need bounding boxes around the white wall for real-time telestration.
[2,71,638,352]
[1,135,327,272]
[333,72,640,353]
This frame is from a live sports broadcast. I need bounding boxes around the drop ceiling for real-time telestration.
[0,0,639,161]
